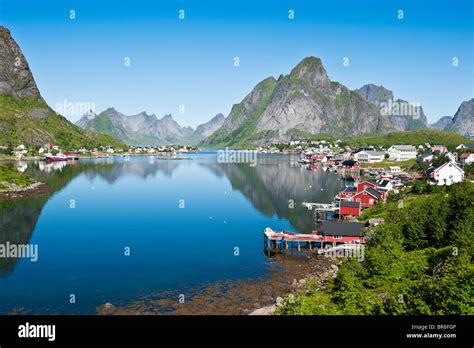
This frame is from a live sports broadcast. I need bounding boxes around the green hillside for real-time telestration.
[0,96,123,149]
[342,130,471,150]
[277,181,474,315]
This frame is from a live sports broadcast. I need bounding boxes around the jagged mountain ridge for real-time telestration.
[431,98,474,138]
[0,25,122,148]
[76,108,225,145]
[355,84,429,131]
[203,57,395,146]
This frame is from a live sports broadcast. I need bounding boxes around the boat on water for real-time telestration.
[45,154,69,162]
[63,151,79,160]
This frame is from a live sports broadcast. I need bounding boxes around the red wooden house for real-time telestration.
[341,160,360,169]
[339,200,361,217]
[356,180,378,192]
[339,186,357,199]
[351,187,382,208]
[319,221,365,244]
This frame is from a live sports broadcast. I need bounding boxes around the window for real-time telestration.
[369,199,374,204]
[333,235,342,239]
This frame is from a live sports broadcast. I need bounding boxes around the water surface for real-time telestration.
[0,153,344,314]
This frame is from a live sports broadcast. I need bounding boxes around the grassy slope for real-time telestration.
[342,129,470,150]
[277,181,473,315]
[0,96,124,149]
[360,158,416,169]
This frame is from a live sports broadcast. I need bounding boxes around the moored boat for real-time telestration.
[63,151,79,160]
[45,154,69,162]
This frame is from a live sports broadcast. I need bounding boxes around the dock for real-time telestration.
[302,202,339,212]
[263,228,323,255]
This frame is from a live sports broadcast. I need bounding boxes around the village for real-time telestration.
[262,139,474,256]
[0,143,199,162]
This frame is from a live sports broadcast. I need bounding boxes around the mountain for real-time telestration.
[355,84,429,131]
[445,99,474,138]
[430,116,454,130]
[0,26,122,148]
[355,84,393,105]
[429,99,474,138]
[195,113,225,137]
[76,108,224,145]
[202,57,394,147]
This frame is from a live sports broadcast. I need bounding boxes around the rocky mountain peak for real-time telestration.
[84,109,97,119]
[0,26,41,98]
[162,114,174,121]
[104,107,117,113]
[289,56,329,86]
[355,84,394,105]
[195,113,226,137]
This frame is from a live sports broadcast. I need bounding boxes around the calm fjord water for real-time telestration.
[0,153,344,314]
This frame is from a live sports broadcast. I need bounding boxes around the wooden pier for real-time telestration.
[302,202,339,212]
[263,228,323,255]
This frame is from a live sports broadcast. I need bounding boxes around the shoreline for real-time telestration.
[96,251,340,316]
[0,181,49,200]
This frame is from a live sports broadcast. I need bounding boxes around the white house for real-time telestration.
[456,144,474,151]
[387,145,417,161]
[388,166,401,174]
[460,153,474,165]
[354,150,385,163]
[427,162,464,186]
[417,153,434,164]
[445,152,457,163]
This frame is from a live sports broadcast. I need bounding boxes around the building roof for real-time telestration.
[378,179,391,188]
[321,221,365,236]
[365,187,383,199]
[358,180,377,187]
[356,147,375,152]
[418,153,433,160]
[342,160,358,166]
[340,201,360,208]
[342,186,357,193]
[435,162,464,174]
[390,145,416,151]
[366,151,385,156]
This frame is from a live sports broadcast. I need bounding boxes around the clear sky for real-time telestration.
[1,0,472,127]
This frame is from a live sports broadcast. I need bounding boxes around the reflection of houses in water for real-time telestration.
[38,160,71,173]
[16,161,28,173]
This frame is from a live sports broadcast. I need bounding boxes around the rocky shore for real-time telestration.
[0,181,48,200]
[96,252,341,316]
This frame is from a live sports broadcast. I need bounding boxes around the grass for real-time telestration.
[360,158,416,169]
[0,163,34,191]
[342,130,470,151]
[0,95,124,149]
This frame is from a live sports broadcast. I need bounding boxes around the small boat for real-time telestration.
[45,154,69,162]
[63,152,79,160]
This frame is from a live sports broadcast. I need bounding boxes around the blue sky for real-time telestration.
[1,0,472,127]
